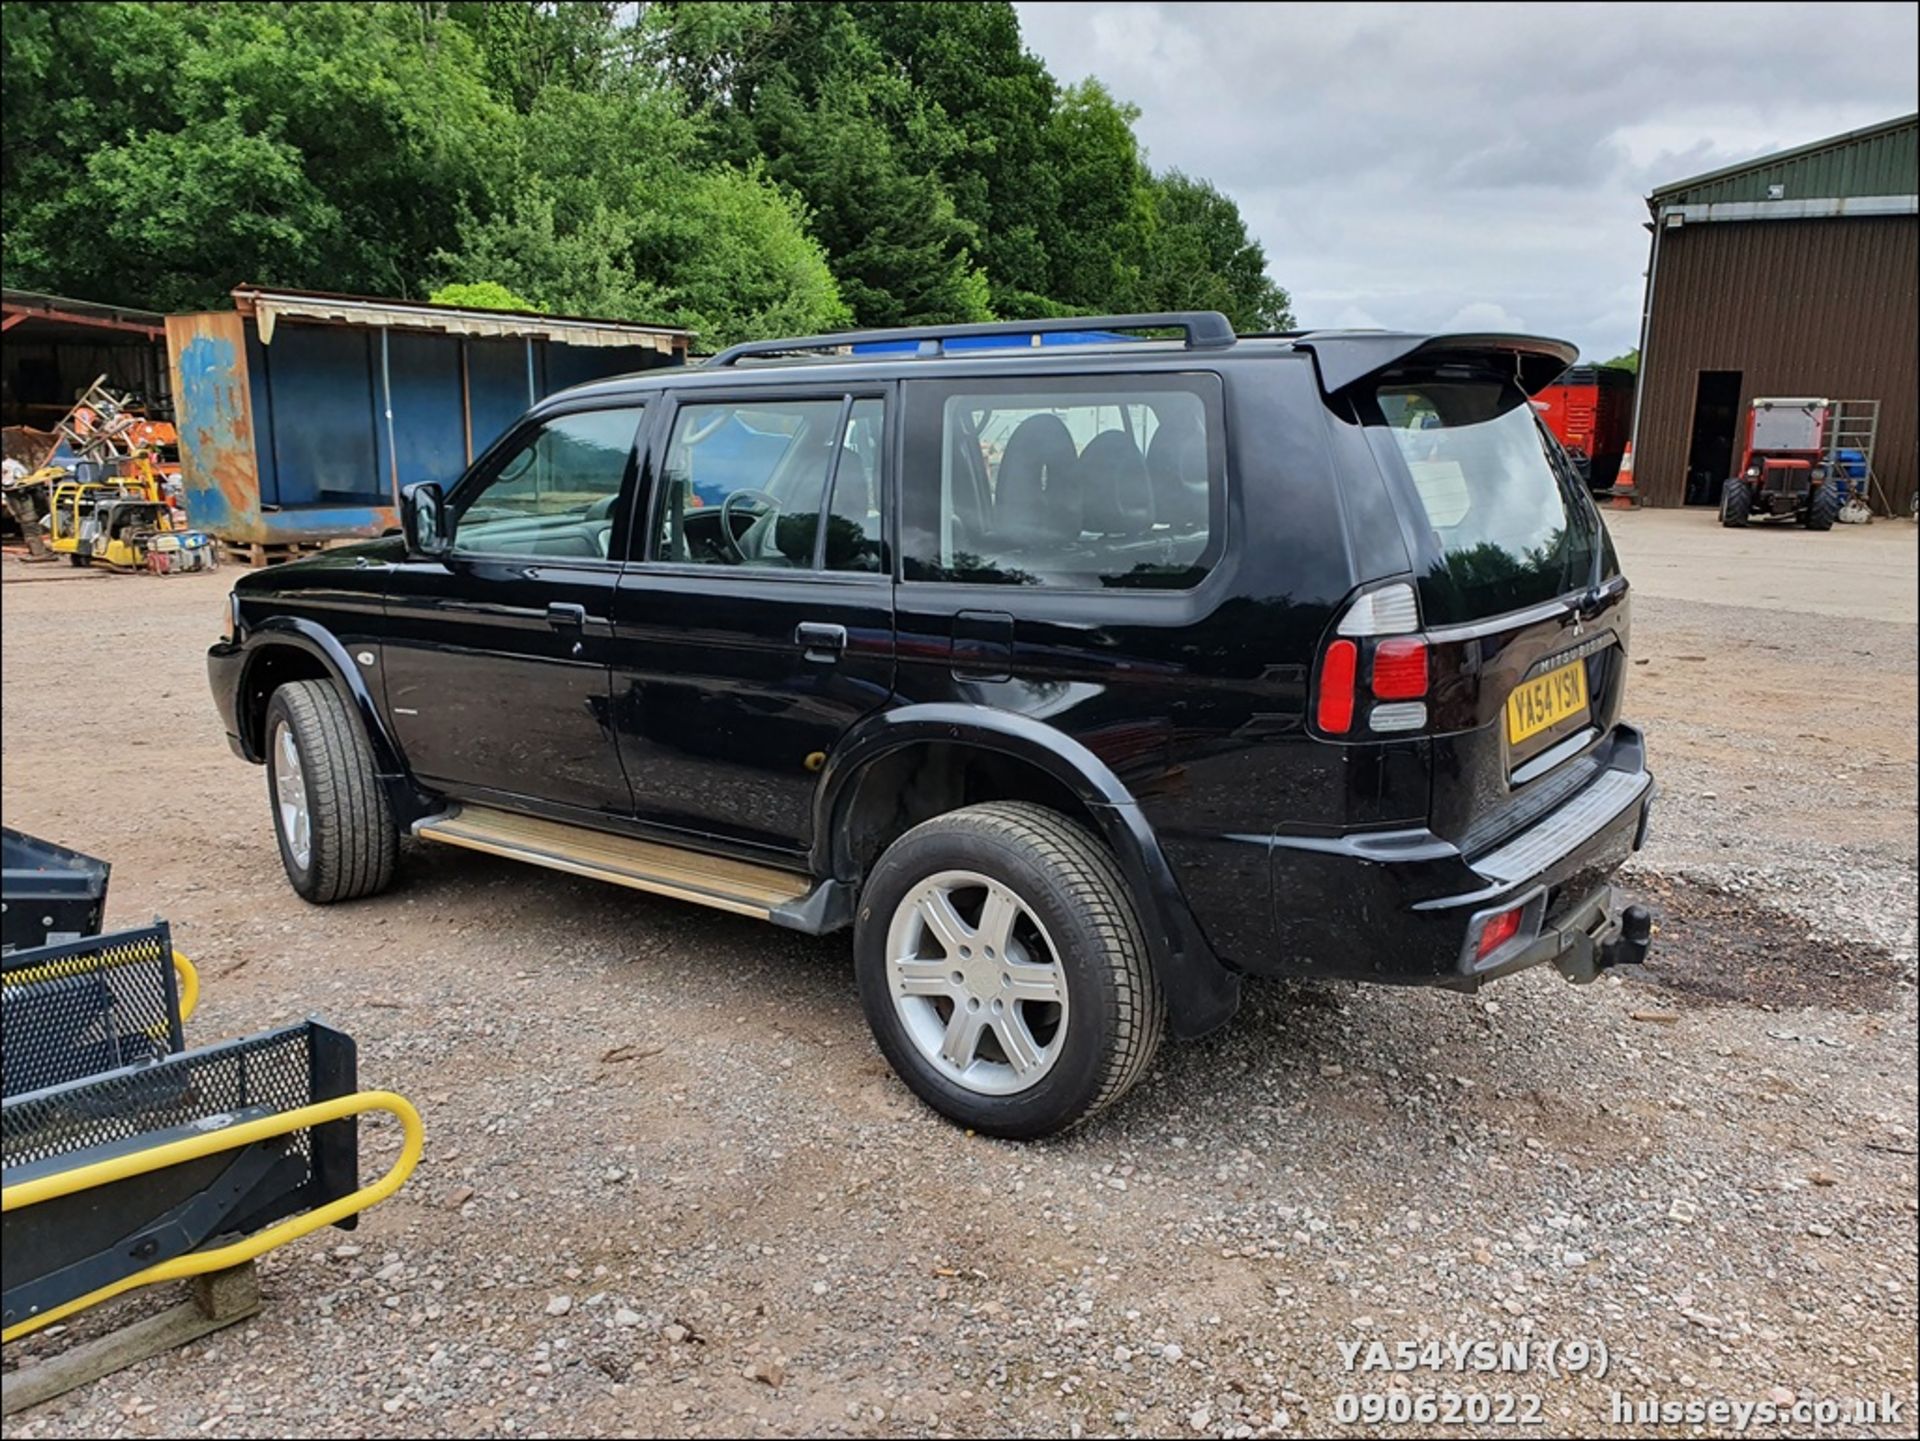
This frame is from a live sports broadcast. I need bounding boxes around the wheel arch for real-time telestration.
[817,705,1242,1038]
[234,621,435,826]
[236,619,399,769]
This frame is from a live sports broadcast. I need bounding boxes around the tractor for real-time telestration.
[1719,397,1842,531]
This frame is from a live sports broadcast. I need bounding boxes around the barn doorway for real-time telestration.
[1684,369,1743,505]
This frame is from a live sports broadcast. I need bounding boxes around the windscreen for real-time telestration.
[1365,375,1603,623]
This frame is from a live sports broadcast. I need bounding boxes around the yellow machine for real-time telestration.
[48,476,170,569]
[9,376,209,573]
[46,474,215,573]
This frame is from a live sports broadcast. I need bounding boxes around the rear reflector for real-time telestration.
[1369,701,1428,733]
[1476,905,1524,960]
[1371,637,1429,699]
[1337,581,1419,637]
[1316,639,1358,733]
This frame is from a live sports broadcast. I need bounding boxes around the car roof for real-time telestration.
[537,316,1577,413]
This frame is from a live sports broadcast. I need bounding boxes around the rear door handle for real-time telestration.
[795,621,847,662]
[547,602,588,630]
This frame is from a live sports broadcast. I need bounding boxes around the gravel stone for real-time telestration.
[1,509,1913,1440]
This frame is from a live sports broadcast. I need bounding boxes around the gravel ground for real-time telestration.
[2,519,1915,1439]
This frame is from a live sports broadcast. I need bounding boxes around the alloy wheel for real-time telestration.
[885,869,1069,1095]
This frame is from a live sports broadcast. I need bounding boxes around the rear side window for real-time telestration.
[900,375,1221,588]
[1362,376,1602,623]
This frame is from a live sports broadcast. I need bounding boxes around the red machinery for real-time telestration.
[1720,397,1840,531]
[1534,365,1634,492]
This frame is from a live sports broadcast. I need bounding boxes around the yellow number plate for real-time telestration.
[1506,659,1590,745]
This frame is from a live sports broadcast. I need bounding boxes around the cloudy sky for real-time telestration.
[1015,1,1919,362]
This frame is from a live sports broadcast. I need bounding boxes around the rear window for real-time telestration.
[1364,376,1601,623]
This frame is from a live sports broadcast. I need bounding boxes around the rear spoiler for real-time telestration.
[1293,332,1578,398]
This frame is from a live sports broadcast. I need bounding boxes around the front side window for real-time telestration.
[453,407,644,560]
[655,397,884,572]
[901,377,1219,588]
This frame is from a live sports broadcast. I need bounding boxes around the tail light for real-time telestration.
[1370,638,1428,699]
[1315,582,1430,736]
[1316,640,1358,733]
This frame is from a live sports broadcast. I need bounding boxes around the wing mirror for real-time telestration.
[401,482,449,559]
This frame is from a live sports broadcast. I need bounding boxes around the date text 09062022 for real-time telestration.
[1334,1392,1545,1427]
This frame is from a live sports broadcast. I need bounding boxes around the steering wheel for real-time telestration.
[719,488,781,562]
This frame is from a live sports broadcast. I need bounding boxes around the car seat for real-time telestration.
[1080,429,1154,539]
[1146,421,1209,534]
[994,414,1083,551]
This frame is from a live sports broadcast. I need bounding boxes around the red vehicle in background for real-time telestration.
[1534,365,1634,492]
[1718,396,1843,531]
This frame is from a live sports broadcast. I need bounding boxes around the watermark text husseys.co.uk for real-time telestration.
[1610,1391,1907,1431]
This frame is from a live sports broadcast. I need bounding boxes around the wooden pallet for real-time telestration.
[217,540,326,568]
[0,1263,261,1416]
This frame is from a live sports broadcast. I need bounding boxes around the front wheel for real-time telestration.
[1720,478,1751,527]
[264,679,398,903]
[1803,482,1839,531]
[854,802,1165,1139]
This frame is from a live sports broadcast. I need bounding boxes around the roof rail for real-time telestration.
[705,311,1236,367]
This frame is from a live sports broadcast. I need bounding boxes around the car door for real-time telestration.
[609,387,895,858]
[381,401,649,816]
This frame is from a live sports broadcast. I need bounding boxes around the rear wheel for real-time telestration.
[1720,478,1751,528]
[264,680,398,903]
[1803,482,1839,531]
[854,802,1164,1139]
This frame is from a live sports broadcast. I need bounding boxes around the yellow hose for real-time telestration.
[2,945,199,1025]
[172,948,199,1021]
[2,1090,423,1343]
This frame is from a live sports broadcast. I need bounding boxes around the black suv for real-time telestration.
[209,312,1655,1138]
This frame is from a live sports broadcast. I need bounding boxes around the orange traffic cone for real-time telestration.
[1608,440,1638,509]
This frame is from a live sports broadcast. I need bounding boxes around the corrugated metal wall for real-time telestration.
[1635,215,1918,515]
[170,313,678,544]
[1654,118,1917,206]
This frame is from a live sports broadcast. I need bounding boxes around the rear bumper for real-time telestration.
[1262,724,1655,988]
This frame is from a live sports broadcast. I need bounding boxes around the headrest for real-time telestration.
[1146,421,1209,532]
[994,413,1082,543]
[1079,429,1153,537]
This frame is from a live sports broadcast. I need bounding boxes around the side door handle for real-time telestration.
[795,621,847,663]
[547,602,588,631]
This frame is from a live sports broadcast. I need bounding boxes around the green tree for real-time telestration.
[445,1,637,112]
[3,2,510,307]
[2,0,1291,344]
[435,84,847,344]
[1138,172,1293,331]
[1604,348,1639,373]
[1037,80,1153,313]
[429,281,535,311]
[842,2,1058,312]
[646,1,992,327]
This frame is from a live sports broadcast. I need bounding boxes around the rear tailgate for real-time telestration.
[1337,340,1630,857]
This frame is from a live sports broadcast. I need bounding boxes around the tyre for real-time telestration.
[1803,482,1839,531]
[263,679,398,903]
[1720,478,1751,527]
[854,802,1164,1139]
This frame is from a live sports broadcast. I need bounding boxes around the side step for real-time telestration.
[413,806,813,922]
